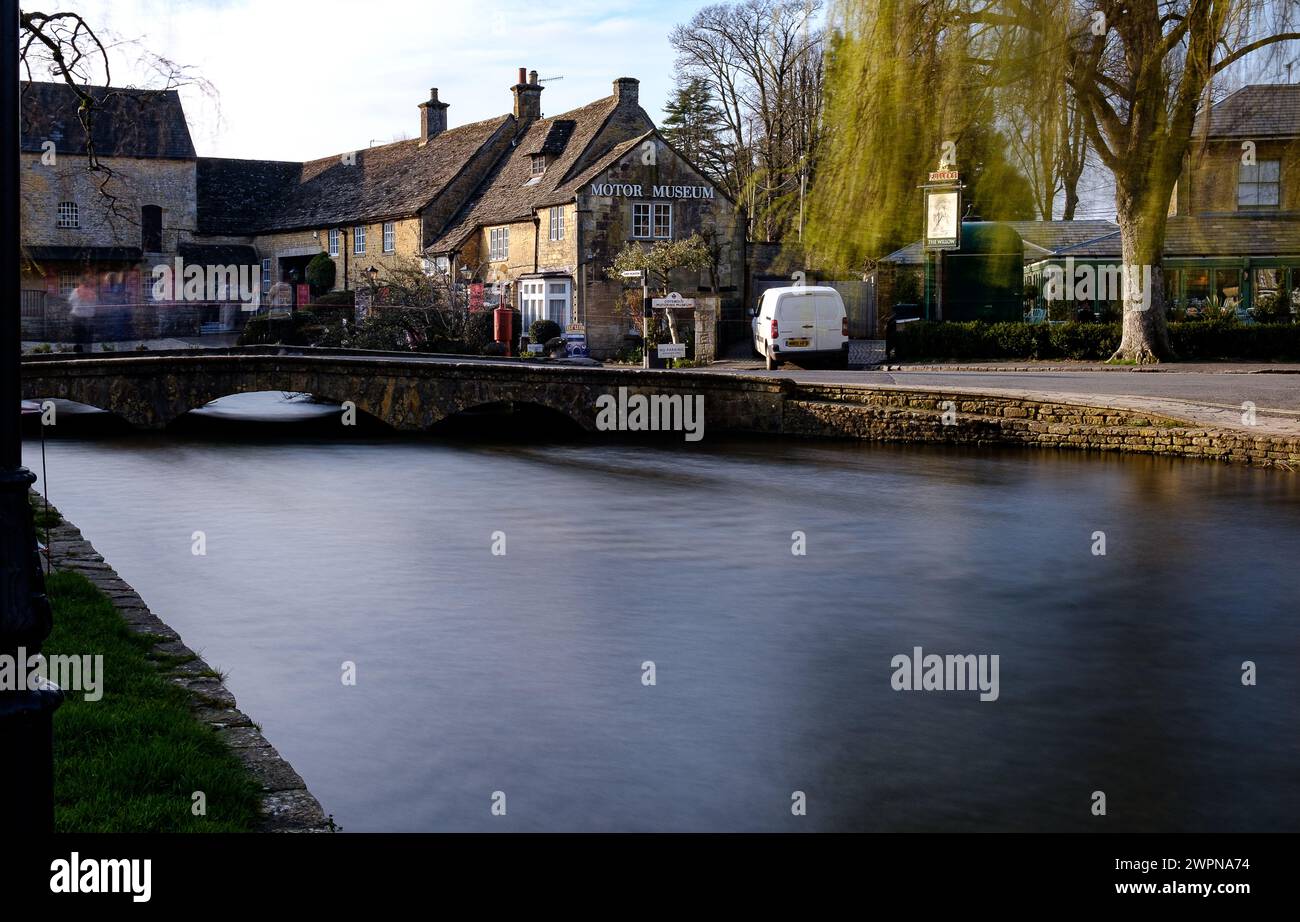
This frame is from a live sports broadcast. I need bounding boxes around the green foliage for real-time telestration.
[305,251,336,293]
[607,233,713,293]
[661,77,730,187]
[238,311,318,346]
[530,319,562,344]
[47,571,263,831]
[310,289,355,307]
[896,320,1300,361]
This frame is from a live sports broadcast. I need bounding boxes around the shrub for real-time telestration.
[530,319,562,344]
[304,252,336,293]
[311,289,354,307]
[895,319,1300,362]
[463,311,496,354]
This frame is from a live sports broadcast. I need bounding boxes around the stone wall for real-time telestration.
[1180,138,1298,214]
[20,352,1300,469]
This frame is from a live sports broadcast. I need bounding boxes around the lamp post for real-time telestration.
[0,0,63,832]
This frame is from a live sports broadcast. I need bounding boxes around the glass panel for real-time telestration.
[1259,184,1280,206]
[1238,184,1259,206]
[1214,269,1243,318]
[1184,267,1210,317]
[1163,269,1181,317]
[1259,160,1281,181]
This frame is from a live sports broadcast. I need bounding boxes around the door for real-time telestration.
[779,293,816,349]
[519,280,545,334]
[814,293,844,349]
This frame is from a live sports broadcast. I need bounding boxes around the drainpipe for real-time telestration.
[533,214,540,274]
[0,0,62,832]
[342,229,349,291]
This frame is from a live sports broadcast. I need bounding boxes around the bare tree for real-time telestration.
[671,0,825,241]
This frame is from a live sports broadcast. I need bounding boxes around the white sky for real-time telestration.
[50,0,698,161]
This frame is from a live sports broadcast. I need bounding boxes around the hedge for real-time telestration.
[894,320,1300,362]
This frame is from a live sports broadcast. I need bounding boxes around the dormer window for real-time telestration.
[531,155,547,176]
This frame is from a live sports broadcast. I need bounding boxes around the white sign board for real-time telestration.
[652,292,695,310]
[527,344,545,354]
[657,343,687,359]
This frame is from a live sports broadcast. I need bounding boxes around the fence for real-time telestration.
[20,298,253,346]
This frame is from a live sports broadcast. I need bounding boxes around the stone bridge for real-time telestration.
[19,348,788,433]
[19,347,1300,468]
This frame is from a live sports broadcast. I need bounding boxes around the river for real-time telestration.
[22,402,1300,831]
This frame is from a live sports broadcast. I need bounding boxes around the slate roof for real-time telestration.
[20,81,196,159]
[883,220,1121,265]
[430,95,644,253]
[196,114,513,235]
[1163,215,1300,256]
[1195,84,1300,138]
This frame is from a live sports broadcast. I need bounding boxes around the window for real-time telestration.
[489,226,510,261]
[141,205,162,252]
[632,203,672,239]
[354,225,366,254]
[56,201,78,228]
[383,222,395,253]
[549,206,565,241]
[328,228,340,257]
[632,203,651,239]
[531,155,547,176]
[261,258,272,295]
[58,271,78,297]
[1239,160,1280,209]
[653,203,672,239]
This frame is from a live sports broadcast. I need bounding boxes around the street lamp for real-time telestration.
[1,0,62,831]
[364,265,379,289]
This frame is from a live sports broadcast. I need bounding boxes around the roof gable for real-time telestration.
[20,81,196,159]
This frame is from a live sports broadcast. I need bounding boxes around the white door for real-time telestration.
[815,293,845,350]
[779,294,816,349]
[545,279,571,327]
[519,280,546,334]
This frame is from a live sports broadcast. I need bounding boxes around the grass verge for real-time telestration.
[45,570,263,832]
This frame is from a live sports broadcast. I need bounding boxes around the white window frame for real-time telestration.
[261,258,272,295]
[328,228,340,257]
[1239,160,1281,210]
[531,155,547,176]
[56,201,78,228]
[631,202,651,239]
[353,225,366,255]
[58,270,78,297]
[383,221,395,253]
[489,226,510,262]
[653,203,673,239]
[549,206,565,241]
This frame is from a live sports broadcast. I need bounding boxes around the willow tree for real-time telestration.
[808,0,1300,363]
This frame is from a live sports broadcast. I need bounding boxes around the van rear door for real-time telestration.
[778,293,816,348]
[814,291,846,350]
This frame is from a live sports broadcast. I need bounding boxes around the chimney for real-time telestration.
[613,77,639,108]
[419,88,449,145]
[512,66,543,121]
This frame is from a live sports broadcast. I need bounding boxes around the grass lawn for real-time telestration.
[44,570,264,832]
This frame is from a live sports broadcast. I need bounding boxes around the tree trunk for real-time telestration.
[1061,185,1079,221]
[1110,206,1172,364]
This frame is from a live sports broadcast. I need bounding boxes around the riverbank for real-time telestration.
[33,492,332,832]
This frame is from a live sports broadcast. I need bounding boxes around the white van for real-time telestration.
[751,286,848,370]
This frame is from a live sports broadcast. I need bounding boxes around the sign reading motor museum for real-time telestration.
[588,182,715,199]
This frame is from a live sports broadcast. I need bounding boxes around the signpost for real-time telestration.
[656,343,687,360]
[920,169,965,321]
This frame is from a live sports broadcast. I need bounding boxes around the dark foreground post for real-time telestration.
[0,0,62,832]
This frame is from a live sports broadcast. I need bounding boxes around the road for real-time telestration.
[701,365,1300,414]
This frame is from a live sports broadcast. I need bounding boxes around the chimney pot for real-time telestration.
[512,66,543,120]
[529,69,538,85]
[419,86,450,145]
